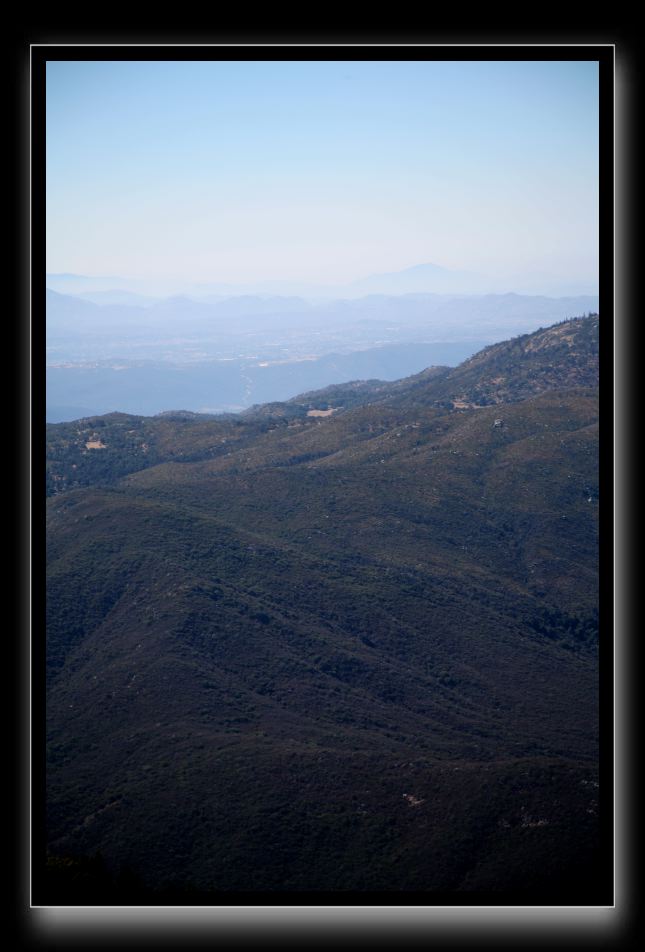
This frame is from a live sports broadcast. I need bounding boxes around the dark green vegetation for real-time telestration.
[44,316,603,902]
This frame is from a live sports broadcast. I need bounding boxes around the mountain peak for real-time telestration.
[350,262,487,295]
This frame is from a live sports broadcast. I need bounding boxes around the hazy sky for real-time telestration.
[46,59,599,289]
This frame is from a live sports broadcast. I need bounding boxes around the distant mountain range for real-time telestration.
[43,315,605,902]
[46,261,598,300]
[46,286,600,339]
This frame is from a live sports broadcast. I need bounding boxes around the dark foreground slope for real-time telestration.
[43,316,603,902]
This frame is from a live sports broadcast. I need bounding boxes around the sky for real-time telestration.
[46,59,599,292]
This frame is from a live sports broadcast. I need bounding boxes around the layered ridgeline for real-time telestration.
[44,315,602,901]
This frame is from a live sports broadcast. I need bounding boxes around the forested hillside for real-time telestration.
[43,315,605,902]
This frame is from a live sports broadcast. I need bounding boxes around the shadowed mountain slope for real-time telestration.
[43,315,603,901]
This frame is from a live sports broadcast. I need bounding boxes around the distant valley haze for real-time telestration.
[46,262,599,421]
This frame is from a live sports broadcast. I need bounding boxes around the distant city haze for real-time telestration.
[46,278,599,421]
[47,60,599,297]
